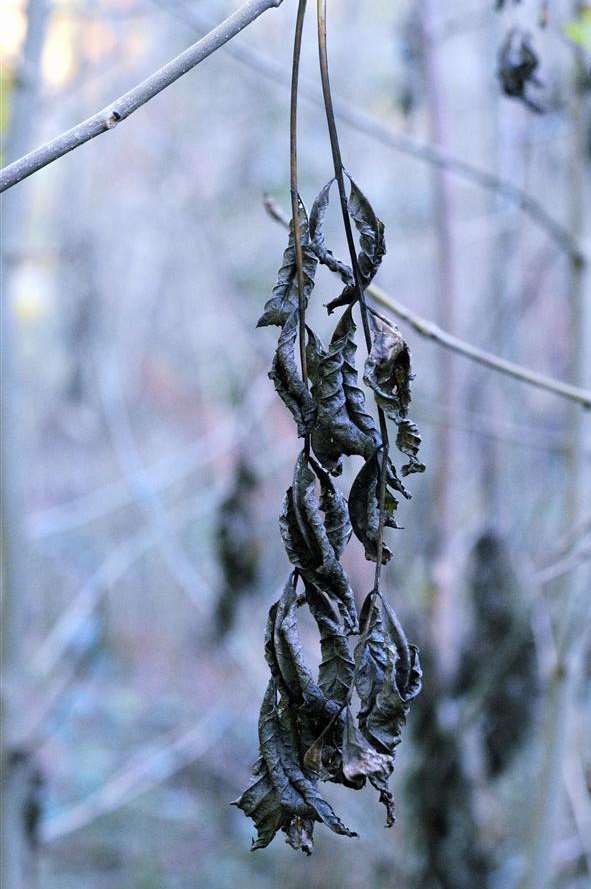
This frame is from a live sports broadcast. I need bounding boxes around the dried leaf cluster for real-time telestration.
[456,532,537,776]
[498,27,544,112]
[214,459,260,638]
[233,177,424,852]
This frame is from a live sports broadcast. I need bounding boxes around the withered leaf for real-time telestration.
[232,761,286,851]
[353,594,422,823]
[333,307,381,442]
[396,418,425,476]
[266,576,339,726]
[348,450,409,564]
[233,680,356,852]
[364,309,412,420]
[280,452,358,632]
[258,198,318,328]
[214,459,259,638]
[354,596,422,755]
[269,309,316,437]
[309,179,354,284]
[498,28,543,113]
[342,707,396,825]
[326,179,386,313]
[308,310,379,476]
[348,178,386,288]
[306,585,354,707]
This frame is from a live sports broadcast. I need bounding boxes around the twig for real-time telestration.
[535,546,591,587]
[159,0,584,264]
[27,371,274,539]
[263,196,591,410]
[40,701,236,843]
[32,493,221,678]
[0,0,285,192]
[368,285,591,410]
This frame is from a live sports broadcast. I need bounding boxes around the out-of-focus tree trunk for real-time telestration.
[420,2,458,673]
[519,40,590,889]
[1,2,49,887]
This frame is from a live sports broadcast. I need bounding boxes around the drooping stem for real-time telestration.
[316,0,390,588]
[290,0,310,457]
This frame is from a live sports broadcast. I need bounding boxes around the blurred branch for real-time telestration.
[166,0,584,264]
[98,359,218,616]
[265,197,591,410]
[370,284,591,410]
[40,701,236,843]
[32,494,222,678]
[27,371,273,539]
[535,545,591,586]
[0,0,286,192]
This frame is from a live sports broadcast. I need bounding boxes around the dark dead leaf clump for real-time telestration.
[235,178,424,853]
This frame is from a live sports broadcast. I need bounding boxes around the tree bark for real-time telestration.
[1,2,50,887]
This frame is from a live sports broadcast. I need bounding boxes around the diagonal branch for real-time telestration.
[40,701,236,843]
[369,285,591,411]
[0,0,285,193]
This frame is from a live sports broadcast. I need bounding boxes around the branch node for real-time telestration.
[105,109,122,129]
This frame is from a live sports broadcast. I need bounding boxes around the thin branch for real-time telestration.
[40,701,236,843]
[159,0,584,264]
[27,370,274,539]
[0,0,285,192]
[535,545,591,587]
[368,285,591,411]
[264,197,591,410]
[32,493,221,678]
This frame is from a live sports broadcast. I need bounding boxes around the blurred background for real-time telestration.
[1,0,591,887]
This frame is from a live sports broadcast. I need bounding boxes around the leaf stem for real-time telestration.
[316,0,390,589]
[290,0,310,458]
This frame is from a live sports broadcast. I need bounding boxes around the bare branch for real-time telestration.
[535,545,591,587]
[40,702,236,843]
[0,0,285,192]
[368,285,591,411]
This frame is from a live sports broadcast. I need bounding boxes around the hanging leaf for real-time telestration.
[497,28,544,113]
[306,585,354,707]
[326,179,386,314]
[455,532,537,777]
[266,576,339,728]
[214,459,260,638]
[348,450,409,564]
[308,310,379,476]
[279,452,358,632]
[309,179,354,284]
[364,309,412,420]
[269,309,316,437]
[233,680,356,852]
[354,595,422,755]
[232,759,287,851]
[336,307,381,442]
[396,419,425,476]
[257,198,318,328]
[348,177,386,287]
[342,707,396,825]
[352,594,421,826]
